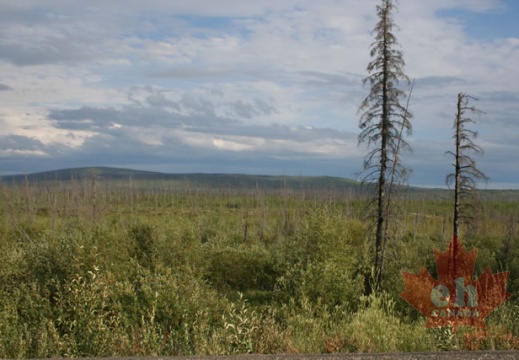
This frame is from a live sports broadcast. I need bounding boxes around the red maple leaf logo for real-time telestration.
[401,235,511,331]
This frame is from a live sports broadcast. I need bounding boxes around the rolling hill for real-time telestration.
[0,166,361,192]
[0,166,516,201]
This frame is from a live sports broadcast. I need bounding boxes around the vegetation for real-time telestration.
[358,0,413,291]
[0,171,518,358]
[0,1,512,357]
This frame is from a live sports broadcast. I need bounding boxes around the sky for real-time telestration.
[0,0,518,189]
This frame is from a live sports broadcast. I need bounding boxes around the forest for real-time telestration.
[0,170,518,357]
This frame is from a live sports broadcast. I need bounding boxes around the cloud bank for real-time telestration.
[0,0,518,188]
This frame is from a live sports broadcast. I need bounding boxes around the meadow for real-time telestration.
[0,170,518,357]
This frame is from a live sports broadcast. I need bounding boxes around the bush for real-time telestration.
[51,266,126,357]
[347,293,435,352]
[206,245,280,293]
[129,223,155,270]
[276,209,369,309]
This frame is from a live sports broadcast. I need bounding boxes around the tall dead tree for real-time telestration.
[446,93,488,237]
[358,0,412,291]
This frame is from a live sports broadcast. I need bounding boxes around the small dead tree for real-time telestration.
[446,93,488,237]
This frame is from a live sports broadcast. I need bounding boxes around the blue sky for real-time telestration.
[0,0,518,188]
[438,1,519,39]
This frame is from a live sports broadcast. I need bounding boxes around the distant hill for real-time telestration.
[1,166,517,201]
[0,166,166,182]
[0,166,361,192]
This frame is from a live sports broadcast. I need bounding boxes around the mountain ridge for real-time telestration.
[1,166,517,201]
[0,166,361,192]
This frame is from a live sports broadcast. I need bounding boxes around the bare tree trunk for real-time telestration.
[447,93,487,279]
[453,93,462,236]
[375,100,388,291]
[379,80,414,286]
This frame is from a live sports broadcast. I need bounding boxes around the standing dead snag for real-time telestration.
[358,0,413,292]
[446,93,488,237]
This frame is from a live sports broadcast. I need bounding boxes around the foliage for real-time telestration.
[129,223,155,270]
[348,292,435,352]
[221,293,259,354]
[0,175,518,357]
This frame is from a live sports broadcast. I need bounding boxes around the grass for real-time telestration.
[0,176,518,357]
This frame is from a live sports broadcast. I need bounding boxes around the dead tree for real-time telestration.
[358,0,413,291]
[446,93,488,237]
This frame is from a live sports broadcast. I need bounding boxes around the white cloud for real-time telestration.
[0,0,517,186]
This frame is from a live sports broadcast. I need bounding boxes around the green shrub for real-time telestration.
[347,293,435,352]
[221,293,259,354]
[129,223,155,270]
[276,209,369,309]
[206,245,280,293]
[0,285,53,358]
[52,266,125,357]
[120,263,228,356]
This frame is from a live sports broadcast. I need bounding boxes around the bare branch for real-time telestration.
[446,92,488,236]
[357,0,412,292]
